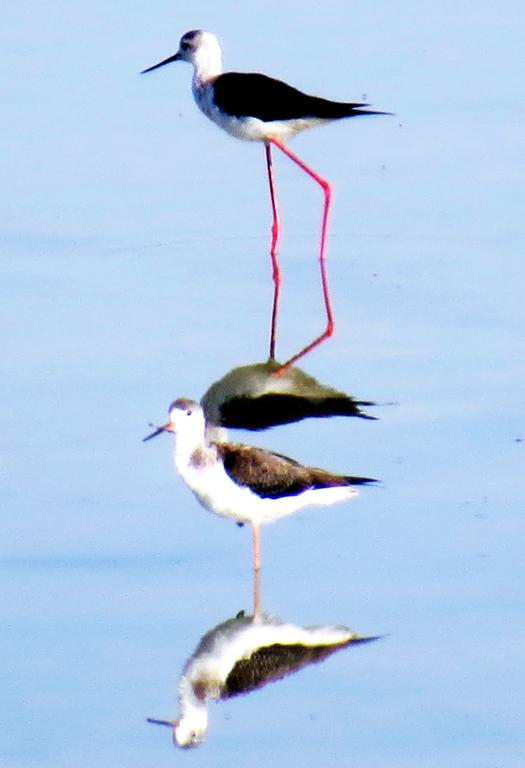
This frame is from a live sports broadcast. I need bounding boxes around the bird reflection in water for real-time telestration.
[147,610,380,748]
[202,359,377,439]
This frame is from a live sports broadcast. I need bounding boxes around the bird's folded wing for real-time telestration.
[215,443,349,498]
[213,72,368,122]
[223,641,353,697]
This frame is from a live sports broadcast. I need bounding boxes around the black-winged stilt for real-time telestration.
[143,399,376,616]
[147,610,380,748]
[201,359,377,433]
[142,30,390,371]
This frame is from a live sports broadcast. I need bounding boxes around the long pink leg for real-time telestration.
[265,142,282,361]
[269,137,335,374]
[252,523,262,618]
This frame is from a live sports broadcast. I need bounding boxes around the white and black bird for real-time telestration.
[144,399,376,615]
[142,30,390,370]
[147,610,380,748]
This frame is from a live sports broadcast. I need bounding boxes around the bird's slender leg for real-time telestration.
[269,137,334,374]
[252,523,262,618]
[265,142,282,361]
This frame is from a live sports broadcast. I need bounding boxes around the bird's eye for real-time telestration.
[186,409,192,416]
[181,40,190,51]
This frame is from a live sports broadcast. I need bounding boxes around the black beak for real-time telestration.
[147,717,176,728]
[141,52,181,74]
[143,423,169,442]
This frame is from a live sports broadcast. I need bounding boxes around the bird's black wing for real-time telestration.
[220,393,377,430]
[213,72,382,122]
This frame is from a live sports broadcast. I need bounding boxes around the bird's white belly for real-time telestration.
[193,82,326,142]
[176,458,357,526]
[211,110,327,142]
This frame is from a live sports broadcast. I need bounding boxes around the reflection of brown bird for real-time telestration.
[144,399,376,615]
[201,360,376,435]
[147,611,380,748]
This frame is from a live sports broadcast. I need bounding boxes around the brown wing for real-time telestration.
[223,638,377,698]
[215,443,356,499]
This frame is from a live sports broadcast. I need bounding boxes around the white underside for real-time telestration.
[175,451,357,526]
[193,81,329,142]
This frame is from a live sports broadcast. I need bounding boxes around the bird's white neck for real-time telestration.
[173,422,215,477]
[191,37,223,85]
[174,677,209,746]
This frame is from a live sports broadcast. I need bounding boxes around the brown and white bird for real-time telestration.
[142,30,390,370]
[144,399,376,614]
[147,610,380,748]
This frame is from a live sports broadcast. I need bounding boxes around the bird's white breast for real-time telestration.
[175,451,357,526]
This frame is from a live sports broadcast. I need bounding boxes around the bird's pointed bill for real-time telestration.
[142,423,170,442]
[141,53,181,74]
[147,717,177,728]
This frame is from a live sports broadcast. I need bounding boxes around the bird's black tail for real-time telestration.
[312,98,393,119]
[345,475,378,486]
[339,103,393,119]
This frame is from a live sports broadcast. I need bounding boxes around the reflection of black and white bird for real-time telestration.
[147,610,380,748]
[201,359,377,435]
[143,399,376,614]
[142,30,390,370]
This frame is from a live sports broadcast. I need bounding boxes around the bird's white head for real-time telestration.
[147,713,208,750]
[167,398,206,434]
[176,30,221,69]
[173,709,209,748]
[142,30,223,80]
[143,399,206,443]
